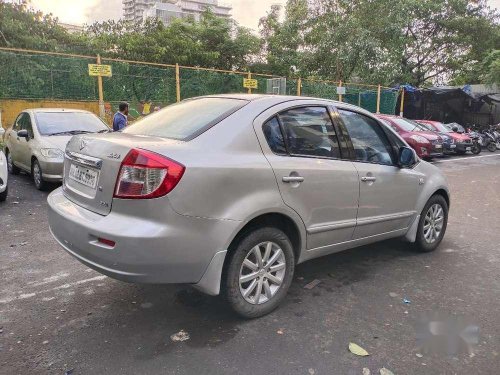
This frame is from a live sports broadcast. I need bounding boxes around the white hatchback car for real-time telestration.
[0,149,8,202]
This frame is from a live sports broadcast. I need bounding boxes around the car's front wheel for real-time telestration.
[0,186,7,202]
[32,159,49,191]
[224,227,295,318]
[6,150,20,175]
[415,194,448,252]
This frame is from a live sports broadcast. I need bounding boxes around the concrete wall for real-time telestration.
[0,99,100,129]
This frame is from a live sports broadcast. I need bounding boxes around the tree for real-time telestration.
[481,49,500,86]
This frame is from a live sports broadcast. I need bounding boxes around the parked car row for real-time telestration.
[1,109,109,192]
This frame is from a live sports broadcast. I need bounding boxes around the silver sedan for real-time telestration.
[4,109,109,190]
[48,95,450,318]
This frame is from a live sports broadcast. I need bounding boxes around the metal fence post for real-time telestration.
[96,54,105,119]
[376,84,381,114]
[297,78,302,96]
[338,80,343,102]
[175,63,181,103]
[247,72,252,94]
[358,92,361,107]
[399,87,405,117]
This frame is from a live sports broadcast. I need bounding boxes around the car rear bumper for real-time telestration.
[47,188,240,287]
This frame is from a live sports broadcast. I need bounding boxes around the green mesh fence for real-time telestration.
[180,68,248,99]
[0,50,97,100]
[0,49,399,116]
[301,80,399,114]
[102,60,176,104]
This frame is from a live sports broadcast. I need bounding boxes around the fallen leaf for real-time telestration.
[348,342,369,356]
[277,329,284,335]
[416,353,423,358]
[363,368,371,375]
[170,330,190,342]
[389,292,398,298]
[380,367,394,375]
[379,368,395,375]
[304,279,321,289]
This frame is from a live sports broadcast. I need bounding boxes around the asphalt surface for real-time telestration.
[1,152,500,375]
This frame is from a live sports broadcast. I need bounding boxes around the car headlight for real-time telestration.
[40,148,64,159]
[410,135,430,144]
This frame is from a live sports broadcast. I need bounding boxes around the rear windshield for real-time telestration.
[35,112,109,136]
[123,98,248,141]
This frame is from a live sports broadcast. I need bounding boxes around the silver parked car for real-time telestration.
[48,95,450,318]
[4,109,109,190]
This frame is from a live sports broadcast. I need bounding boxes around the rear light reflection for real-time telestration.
[114,149,185,199]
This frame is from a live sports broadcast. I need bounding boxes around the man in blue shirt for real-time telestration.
[112,102,129,131]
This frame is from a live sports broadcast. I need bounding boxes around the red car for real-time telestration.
[376,115,444,159]
[416,120,474,155]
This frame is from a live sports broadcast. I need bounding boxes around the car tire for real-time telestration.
[6,150,20,175]
[487,142,497,152]
[0,186,7,202]
[414,194,448,252]
[223,227,295,319]
[32,159,49,191]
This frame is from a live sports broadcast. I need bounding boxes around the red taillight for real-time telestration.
[98,237,116,248]
[114,149,185,199]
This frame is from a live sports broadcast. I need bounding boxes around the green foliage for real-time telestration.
[481,49,500,86]
[259,0,500,86]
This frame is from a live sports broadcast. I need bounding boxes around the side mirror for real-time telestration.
[17,129,29,140]
[398,146,416,168]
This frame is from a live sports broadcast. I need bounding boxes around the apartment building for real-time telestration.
[140,0,232,25]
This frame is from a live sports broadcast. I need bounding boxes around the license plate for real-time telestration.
[435,144,442,149]
[68,163,99,189]
[466,147,471,151]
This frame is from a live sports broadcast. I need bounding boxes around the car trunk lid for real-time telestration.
[63,133,183,215]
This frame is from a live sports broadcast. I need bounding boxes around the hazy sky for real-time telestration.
[29,0,499,31]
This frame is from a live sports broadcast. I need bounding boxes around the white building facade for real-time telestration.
[123,0,156,23]
[141,0,232,25]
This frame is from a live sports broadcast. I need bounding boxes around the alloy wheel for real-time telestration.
[7,153,13,172]
[33,162,41,188]
[239,241,286,305]
[423,203,444,244]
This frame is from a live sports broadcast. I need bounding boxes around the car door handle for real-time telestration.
[361,176,377,182]
[282,176,304,183]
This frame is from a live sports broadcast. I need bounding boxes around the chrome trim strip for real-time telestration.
[307,219,357,234]
[356,210,416,226]
[65,151,102,169]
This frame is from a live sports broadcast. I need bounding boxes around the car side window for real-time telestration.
[22,114,34,138]
[278,106,340,158]
[13,114,24,131]
[262,117,287,155]
[338,109,394,165]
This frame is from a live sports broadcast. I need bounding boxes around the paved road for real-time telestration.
[1,152,500,374]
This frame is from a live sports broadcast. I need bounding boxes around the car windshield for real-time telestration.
[393,118,428,132]
[432,122,451,133]
[123,97,248,141]
[35,112,109,136]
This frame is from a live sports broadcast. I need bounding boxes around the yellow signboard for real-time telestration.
[88,64,112,77]
[243,78,258,89]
